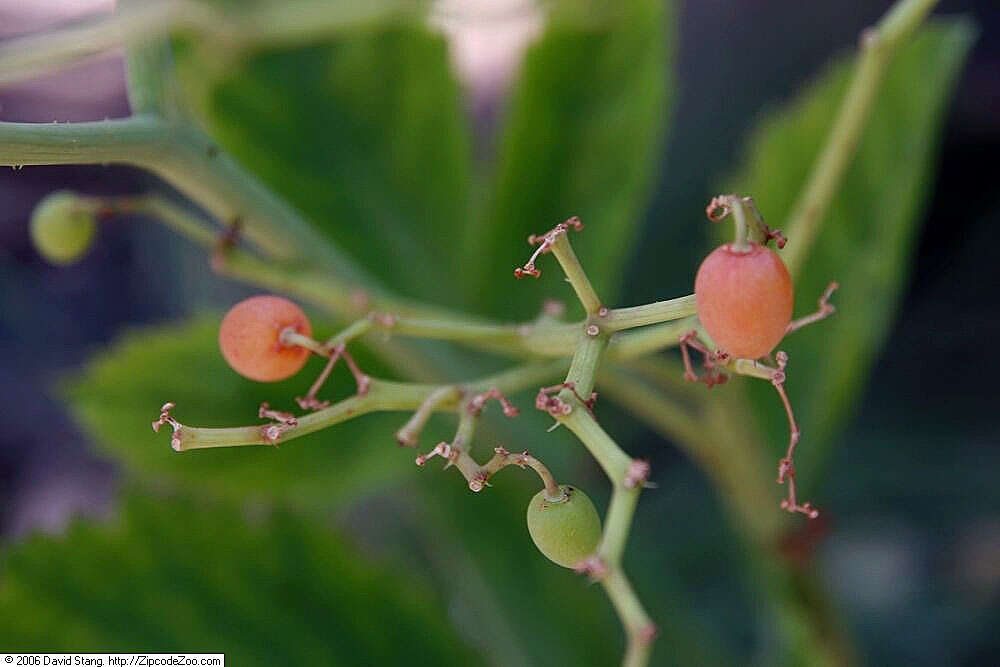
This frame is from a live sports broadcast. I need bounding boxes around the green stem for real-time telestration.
[324,319,375,349]
[479,449,564,500]
[563,334,609,400]
[124,38,178,117]
[92,194,219,247]
[598,487,639,564]
[600,295,697,332]
[548,332,654,666]
[601,362,858,664]
[561,400,632,483]
[382,316,580,356]
[166,360,568,450]
[0,0,415,87]
[452,404,478,450]
[602,568,656,667]
[174,380,419,450]
[549,232,604,315]
[782,0,941,275]
[729,196,752,251]
[0,115,361,273]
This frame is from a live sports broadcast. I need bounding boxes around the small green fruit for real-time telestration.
[29,191,97,265]
[526,484,601,568]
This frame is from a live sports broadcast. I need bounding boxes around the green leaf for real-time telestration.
[0,493,480,665]
[726,21,974,481]
[464,0,673,318]
[173,21,472,302]
[63,317,417,507]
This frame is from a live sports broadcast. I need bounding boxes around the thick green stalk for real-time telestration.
[783,0,942,275]
[549,232,604,315]
[166,360,568,451]
[0,0,415,87]
[600,295,697,332]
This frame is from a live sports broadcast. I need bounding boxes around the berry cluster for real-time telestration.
[148,192,837,576]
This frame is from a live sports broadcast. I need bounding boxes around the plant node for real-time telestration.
[415,441,457,468]
[151,402,183,451]
[623,459,652,489]
[637,624,659,646]
[679,331,728,387]
[514,216,584,279]
[574,555,608,581]
[258,402,297,444]
[535,381,597,418]
[536,384,573,417]
[371,311,397,329]
[706,194,786,249]
[467,388,520,418]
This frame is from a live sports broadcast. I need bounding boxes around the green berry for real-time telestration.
[526,484,601,568]
[29,191,97,265]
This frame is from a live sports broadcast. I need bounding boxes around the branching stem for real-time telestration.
[479,446,564,500]
[537,259,654,664]
[600,295,697,332]
[158,360,568,451]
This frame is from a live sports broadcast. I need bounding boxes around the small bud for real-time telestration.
[573,555,608,580]
[623,460,651,489]
[468,472,488,493]
[637,624,659,646]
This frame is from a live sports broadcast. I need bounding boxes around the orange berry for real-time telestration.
[218,295,312,382]
[694,243,793,359]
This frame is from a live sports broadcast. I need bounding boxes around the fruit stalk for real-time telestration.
[160,359,569,450]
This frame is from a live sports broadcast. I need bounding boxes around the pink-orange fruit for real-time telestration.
[219,295,312,382]
[694,243,793,359]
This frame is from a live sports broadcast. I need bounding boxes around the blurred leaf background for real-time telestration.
[1,0,997,665]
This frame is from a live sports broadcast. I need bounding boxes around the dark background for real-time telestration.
[1,1,998,664]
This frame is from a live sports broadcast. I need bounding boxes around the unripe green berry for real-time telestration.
[526,484,601,568]
[29,191,98,265]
